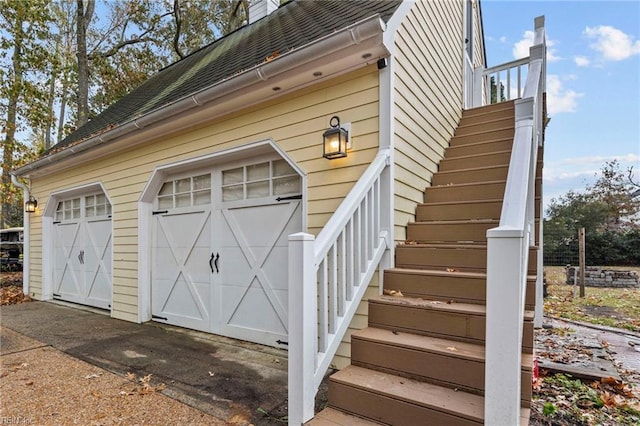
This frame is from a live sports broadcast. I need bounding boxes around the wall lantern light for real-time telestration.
[25,196,37,213]
[322,116,349,160]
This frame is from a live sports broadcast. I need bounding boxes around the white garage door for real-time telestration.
[53,193,113,310]
[152,158,302,348]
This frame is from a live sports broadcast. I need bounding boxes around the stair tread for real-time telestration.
[386,266,538,282]
[386,267,487,279]
[457,118,514,130]
[443,149,512,161]
[463,101,515,114]
[354,327,484,361]
[331,365,484,422]
[449,126,515,137]
[428,179,506,188]
[435,164,509,175]
[399,242,487,249]
[372,295,487,315]
[353,327,534,370]
[307,408,382,425]
[409,219,499,225]
[372,295,536,321]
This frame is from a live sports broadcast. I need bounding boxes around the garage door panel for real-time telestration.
[161,274,208,319]
[262,247,289,291]
[221,281,287,335]
[152,209,211,332]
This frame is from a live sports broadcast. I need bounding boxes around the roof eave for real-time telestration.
[14,14,389,179]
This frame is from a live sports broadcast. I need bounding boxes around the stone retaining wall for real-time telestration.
[566,266,639,288]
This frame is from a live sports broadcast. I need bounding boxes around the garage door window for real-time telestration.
[85,194,112,218]
[222,159,300,202]
[55,198,81,221]
[157,174,211,209]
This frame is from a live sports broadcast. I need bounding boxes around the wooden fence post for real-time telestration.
[579,227,586,298]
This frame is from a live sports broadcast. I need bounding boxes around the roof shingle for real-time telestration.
[54,0,403,150]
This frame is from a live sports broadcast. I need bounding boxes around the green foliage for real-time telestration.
[542,402,557,416]
[544,161,640,266]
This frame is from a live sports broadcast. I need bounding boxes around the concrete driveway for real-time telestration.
[1,301,293,424]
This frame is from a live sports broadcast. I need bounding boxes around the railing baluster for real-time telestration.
[318,257,328,352]
[338,230,346,316]
[354,205,362,279]
[346,218,354,300]
[329,244,338,333]
[374,178,380,248]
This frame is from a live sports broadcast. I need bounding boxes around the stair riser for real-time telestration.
[439,152,512,171]
[407,222,497,244]
[328,381,482,425]
[368,300,534,353]
[416,197,540,222]
[463,101,515,117]
[396,246,487,271]
[456,118,514,136]
[445,139,513,158]
[395,246,538,276]
[351,338,532,404]
[424,182,505,202]
[459,107,515,126]
[384,270,537,310]
[432,167,509,185]
[416,201,503,221]
[449,128,515,146]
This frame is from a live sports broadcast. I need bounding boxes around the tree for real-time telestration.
[0,0,53,228]
[1,0,251,227]
[544,161,640,266]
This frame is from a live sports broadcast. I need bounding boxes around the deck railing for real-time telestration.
[288,148,391,425]
[484,16,546,425]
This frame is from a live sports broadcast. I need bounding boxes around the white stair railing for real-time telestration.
[485,16,546,426]
[288,147,391,425]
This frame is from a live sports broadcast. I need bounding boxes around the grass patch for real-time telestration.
[544,266,640,332]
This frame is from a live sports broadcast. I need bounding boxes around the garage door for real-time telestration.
[151,158,302,348]
[53,193,113,310]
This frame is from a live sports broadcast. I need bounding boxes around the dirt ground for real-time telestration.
[1,335,227,425]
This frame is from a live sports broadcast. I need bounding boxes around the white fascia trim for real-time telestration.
[14,15,387,178]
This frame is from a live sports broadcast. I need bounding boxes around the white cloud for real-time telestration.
[584,25,640,61]
[560,153,640,165]
[499,36,508,44]
[513,30,561,62]
[546,74,583,115]
[574,56,590,67]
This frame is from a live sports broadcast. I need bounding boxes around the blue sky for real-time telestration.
[481,1,640,214]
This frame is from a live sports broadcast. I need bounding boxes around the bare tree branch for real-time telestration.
[173,0,185,59]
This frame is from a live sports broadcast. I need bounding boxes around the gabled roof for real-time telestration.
[53,0,403,152]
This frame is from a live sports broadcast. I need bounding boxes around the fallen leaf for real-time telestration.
[208,371,215,376]
[446,346,458,352]
[445,268,459,272]
[383,289,404,297]
[85,373,103,379]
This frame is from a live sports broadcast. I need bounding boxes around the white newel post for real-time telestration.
[472,65,484,107]
[288,232,317,426]
[485,230,526,426]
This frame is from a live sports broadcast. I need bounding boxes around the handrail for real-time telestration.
[484,15,546,426]
[288,148,391,425]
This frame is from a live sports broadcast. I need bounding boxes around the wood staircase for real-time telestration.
[309,101,539,425]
